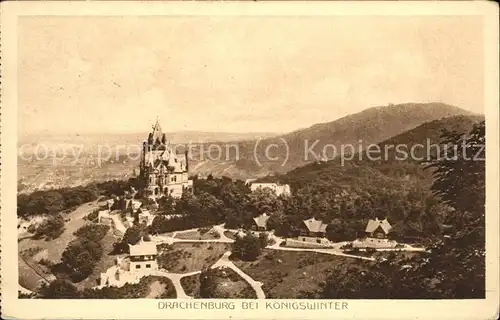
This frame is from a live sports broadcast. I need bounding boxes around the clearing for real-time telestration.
[180,267,256,299]
[18,200,103,262]
[157,242,231,273]
[18,200,103,291]
[174,228,221,241]
[233,249,365,298]
[146,280,167,298]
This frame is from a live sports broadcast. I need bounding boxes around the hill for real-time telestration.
[264,114,484,188]
[190,102,475,178]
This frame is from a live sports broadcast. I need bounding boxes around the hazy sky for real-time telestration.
[18,15,484,135]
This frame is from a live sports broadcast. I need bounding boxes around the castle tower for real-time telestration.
[139,119,193,199]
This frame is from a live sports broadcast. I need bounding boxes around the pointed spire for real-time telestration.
[151,117,163,144]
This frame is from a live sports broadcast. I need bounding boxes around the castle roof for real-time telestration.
[151,118,163,143]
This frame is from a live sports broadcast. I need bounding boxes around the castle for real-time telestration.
[139,119,193,199]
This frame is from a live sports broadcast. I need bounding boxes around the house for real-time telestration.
[128,241,158,272]
[365,218,392,239]
[298,217,329,243]
[250,183,291,197]
[251,213,270,231]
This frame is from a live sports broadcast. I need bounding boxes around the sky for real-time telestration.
[18,15,484,135]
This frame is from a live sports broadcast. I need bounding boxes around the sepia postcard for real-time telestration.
[1,1,499,319]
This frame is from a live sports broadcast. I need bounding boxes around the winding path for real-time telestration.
[153,270,201,299]
[109,214,127,234]
[95,223,423,299]
[211,251,266,299]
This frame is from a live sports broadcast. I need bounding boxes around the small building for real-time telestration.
[298,217,329,244]
[250,183,291,197]
[251,213,270,231]
[128,241,158,272]
[365,218,392,239]
[98,210,113,226]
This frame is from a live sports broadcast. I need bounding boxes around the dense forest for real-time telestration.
[17,178,143,218]
[316,120,485,298]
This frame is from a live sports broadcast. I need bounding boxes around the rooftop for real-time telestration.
[365,218,392,234]
[302,217,328,233]
[253,213,271,228]
[128,241,158,256]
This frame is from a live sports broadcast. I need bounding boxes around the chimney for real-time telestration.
[185,150,189,171]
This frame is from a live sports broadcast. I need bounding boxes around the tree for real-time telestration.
[157,195,175,215]
[122,225,142,245]
[39,279,79,299]
[199,267,218,298]
[33,214,65,240]
[258,232,269,249]
[85,209,99,222]
[74,224,109,243]
[232,233,262,261]
[61,238,103,280]
[320,265,391,299]
[318,120,486,299]
[417,120,486,297]
[426,121,485,214]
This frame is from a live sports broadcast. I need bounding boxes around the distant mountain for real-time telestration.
[278,114,484,188]
[190,102,477,179]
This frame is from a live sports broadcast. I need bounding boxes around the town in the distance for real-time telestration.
[18,106,486,300]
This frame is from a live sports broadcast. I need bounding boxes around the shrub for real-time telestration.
[341,242,354,250]
[258,232,269,249]
[39,279,79,299]
[210,230,221,239]
[199,268,218,298]
[86,209,99,222]
[198,227,210,234]
[39,258,53,267]
[33,214,65,240]
[27,223,37,234]
[366,247,377,254]
[74,224,110,242]
[61,238,103,281]
[122,225,142,245]
[232,234,262,261]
